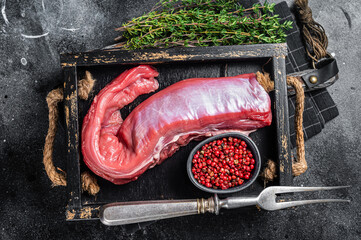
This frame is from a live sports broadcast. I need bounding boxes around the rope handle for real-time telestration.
[257,73,307,182]
[43,71,100,195]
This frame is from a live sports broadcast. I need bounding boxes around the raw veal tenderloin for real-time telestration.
[81,65,271,184]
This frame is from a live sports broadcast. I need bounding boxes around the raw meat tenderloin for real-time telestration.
[82,65,271,184]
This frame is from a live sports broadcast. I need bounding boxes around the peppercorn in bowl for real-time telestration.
[187,133,261,194]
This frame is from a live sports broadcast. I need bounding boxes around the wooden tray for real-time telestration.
[60,43,292,221]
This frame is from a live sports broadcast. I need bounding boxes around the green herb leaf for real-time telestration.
[115,0,292,49]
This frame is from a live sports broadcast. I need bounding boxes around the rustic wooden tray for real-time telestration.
[60,43,291,222]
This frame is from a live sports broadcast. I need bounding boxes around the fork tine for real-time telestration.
[272,199,351,210]
[270,185,351,194]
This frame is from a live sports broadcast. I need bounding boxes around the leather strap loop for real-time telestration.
[302,57,339,89]
[287,57,339,95]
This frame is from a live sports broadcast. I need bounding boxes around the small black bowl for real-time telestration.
[187,132,261,194]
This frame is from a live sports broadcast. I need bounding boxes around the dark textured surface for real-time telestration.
[0,0,360,239]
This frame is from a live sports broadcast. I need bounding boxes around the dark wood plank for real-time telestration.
[272,56,293,186]
[60,43,287,67]
[63,67,82,213]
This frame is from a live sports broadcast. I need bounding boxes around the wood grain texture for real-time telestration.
[64,67,82,210]
[272,56,293,186]
[60,44,287,67]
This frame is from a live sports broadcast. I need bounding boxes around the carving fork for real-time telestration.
[100,186,350,226]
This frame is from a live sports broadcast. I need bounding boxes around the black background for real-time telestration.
[1,0,360,239]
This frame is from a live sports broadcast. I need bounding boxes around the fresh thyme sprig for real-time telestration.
[115,0,292,49]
